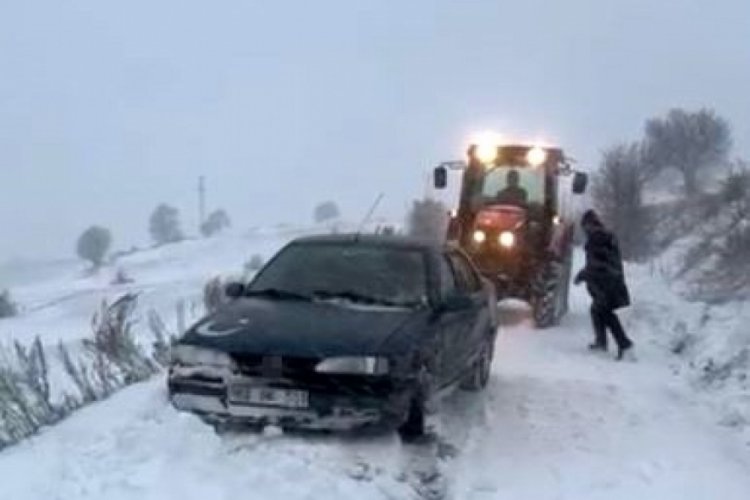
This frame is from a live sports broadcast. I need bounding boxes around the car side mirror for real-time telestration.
[572,171,588,194]
[441,292,473,311]
[224,282,245,299]
[434,166,447,189]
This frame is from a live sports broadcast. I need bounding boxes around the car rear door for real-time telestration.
[447,251,489,378]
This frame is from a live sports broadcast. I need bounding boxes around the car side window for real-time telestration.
[439,256,458,298]
[449,252,481,294]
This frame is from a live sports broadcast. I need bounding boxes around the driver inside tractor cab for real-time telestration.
[479,165,546,210]
[494,169,528,206]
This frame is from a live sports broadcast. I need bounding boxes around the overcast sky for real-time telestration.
[1,0,748,260]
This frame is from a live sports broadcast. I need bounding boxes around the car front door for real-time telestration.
[447,251,488,380]
[433,253,471,388]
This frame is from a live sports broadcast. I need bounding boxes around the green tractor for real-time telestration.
[434,141,588,327]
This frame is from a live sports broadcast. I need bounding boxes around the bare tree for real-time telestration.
[149,204,184,245]
[592,143,651,260]
[644,108,732,195]
[76,226,112,268]
[406,198,448,243]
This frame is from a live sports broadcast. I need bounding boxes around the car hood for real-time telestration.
[181,297,429,358]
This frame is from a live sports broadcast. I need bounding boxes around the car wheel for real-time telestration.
[398,396,426,440]
[398,366,432,441]
[460,338,493,391]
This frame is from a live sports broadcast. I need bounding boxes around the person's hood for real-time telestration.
[179,296,430,358]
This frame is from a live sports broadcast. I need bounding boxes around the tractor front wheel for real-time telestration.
[531,261,565,328]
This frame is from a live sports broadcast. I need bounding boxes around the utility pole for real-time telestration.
[198,176,206,231]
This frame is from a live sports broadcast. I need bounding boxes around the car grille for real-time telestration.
[229,353,393,396]
[231,353,319,378]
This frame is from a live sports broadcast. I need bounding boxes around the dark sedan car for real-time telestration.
[168,234,498,438]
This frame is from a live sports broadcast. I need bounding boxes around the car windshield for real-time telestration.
[248,243,428,307]
[476,165,546,206]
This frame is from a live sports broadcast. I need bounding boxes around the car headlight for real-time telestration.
[170,344,235,368]
[315,356,390,375]
[498,230,515,248]
[473,230,487,244]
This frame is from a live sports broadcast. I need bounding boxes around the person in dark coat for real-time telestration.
[574,209,634,360]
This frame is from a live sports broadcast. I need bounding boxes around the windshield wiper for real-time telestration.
[312,290,417,308]
[245,288,312,301]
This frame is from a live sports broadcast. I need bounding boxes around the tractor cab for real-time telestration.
[433,140,588,327]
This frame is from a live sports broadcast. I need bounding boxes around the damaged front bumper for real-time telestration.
[167,366,414,431]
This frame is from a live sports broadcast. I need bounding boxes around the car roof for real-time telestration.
[291,233,454,254]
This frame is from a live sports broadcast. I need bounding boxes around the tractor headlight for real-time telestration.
[473,230,487,244]
[498,231,515,248]
[315,356,390,375]
[170,344,236,368]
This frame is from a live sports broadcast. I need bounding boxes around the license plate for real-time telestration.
[228,384,309,409]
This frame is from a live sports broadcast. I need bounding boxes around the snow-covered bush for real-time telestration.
[0,289,18,318]
[680,168,750,301]
[58,294,160,402]
[147,305,182,366]
[0,294,170,450]
[87,294,159,382]
[0,337,68,446]
[406,198,448,243]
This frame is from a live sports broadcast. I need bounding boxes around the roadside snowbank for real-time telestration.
[0,230,297,449]
[620,254,750,449]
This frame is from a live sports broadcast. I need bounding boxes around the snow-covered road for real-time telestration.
[450,300,750,499]
[2,284,748,500]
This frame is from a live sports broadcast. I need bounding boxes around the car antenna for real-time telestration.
[354,193,384,242]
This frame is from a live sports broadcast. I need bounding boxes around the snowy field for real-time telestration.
[0,229,296,347]
[1,231,749,499]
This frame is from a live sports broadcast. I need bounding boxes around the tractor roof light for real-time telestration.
[526,146,547,167]
[473,230,487,244]
[470,131,503,165]
[475,144,498,164]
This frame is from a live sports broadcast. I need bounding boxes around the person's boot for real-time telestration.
[616,341,634,361]
[588,342,607,352]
